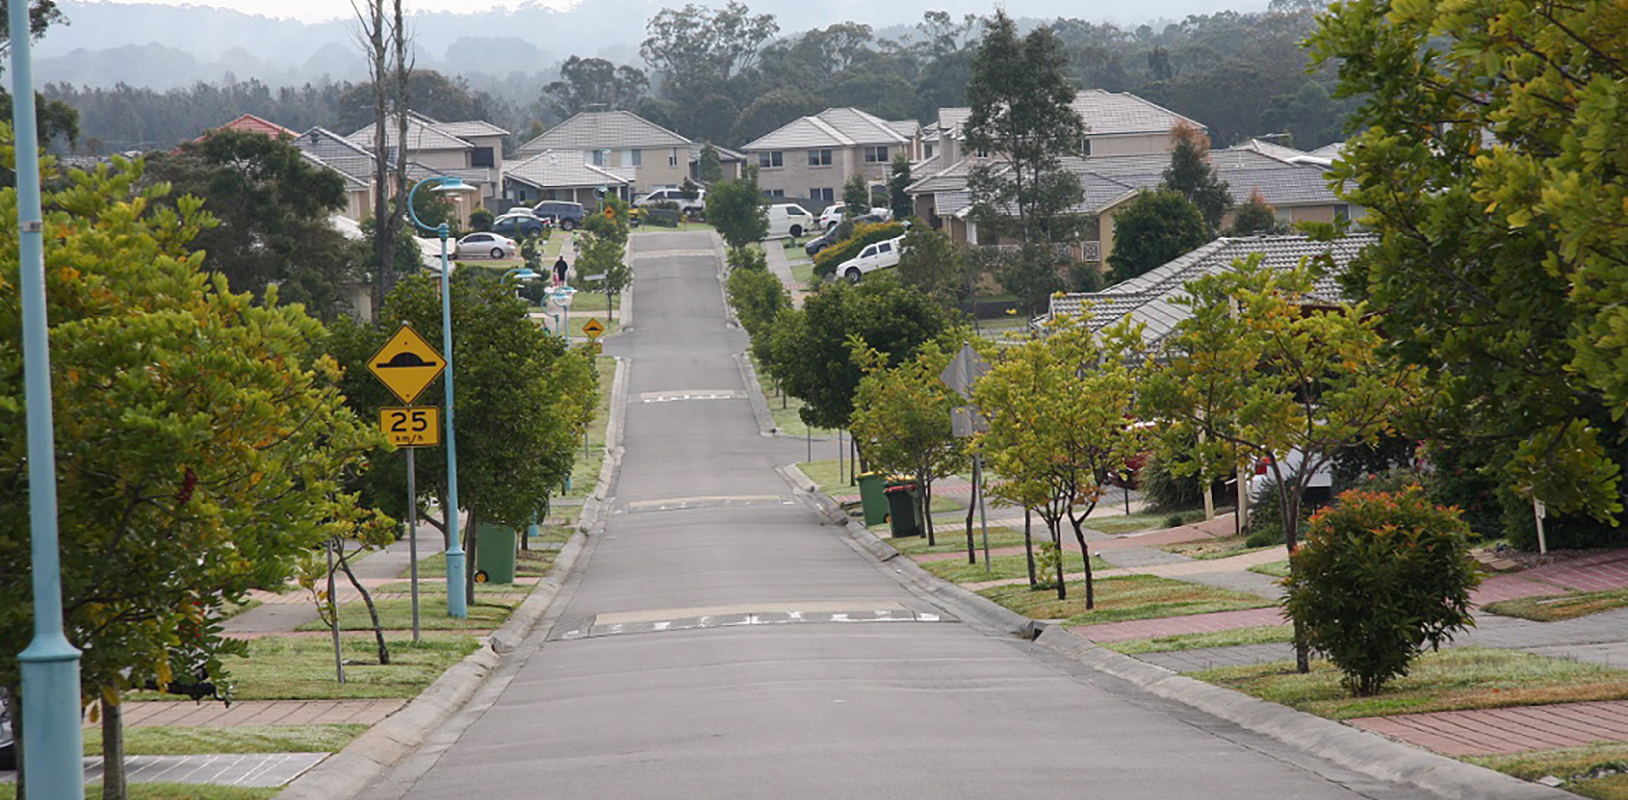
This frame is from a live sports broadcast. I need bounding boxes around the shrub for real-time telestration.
[469,208,494,232]
[725,263,789,339]
[1140,448,1226,513]
[1244,477,1316,547]
[1164,513,1186,529]
[1283,487,1481,696]
[813,221,905,277]
[727,246,768,272]
[1034,541,1061,590]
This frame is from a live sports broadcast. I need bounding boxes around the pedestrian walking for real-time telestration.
[553,255,569,287]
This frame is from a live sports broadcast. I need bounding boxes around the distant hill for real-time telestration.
[36,0,1262,89]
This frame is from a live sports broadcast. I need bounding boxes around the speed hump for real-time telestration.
[367,323,446,404]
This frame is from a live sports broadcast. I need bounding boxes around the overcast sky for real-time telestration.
[96,0,577,24]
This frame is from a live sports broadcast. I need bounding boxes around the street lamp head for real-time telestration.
[506,267,541,280]
[430,177,478,195]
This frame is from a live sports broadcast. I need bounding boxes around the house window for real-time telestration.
[591,150,605,166]
[765,189,785,198]
[758,151,784,169]
[1080,138,1092,157]
[810,188,833,203]
[864,146,889,163]
[924,143,935,158]
[1334,204,1350,222]
[471,147,495,168]
[808,149,832,167]
[669,148,679,167]
[975,147,990,158]
[629,149,643,167]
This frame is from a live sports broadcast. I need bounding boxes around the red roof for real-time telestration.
[200,114,296,141]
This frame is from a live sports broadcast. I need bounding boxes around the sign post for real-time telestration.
[367,323,448,625]
[941,344,993,571]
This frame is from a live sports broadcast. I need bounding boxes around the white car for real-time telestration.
[454,232,517,260]
[835,235,905,283]
[818,204,845,229]
[766,203,815,239]
[636,187,706,213]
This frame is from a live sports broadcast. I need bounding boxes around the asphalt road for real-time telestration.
[364,231,1436,800]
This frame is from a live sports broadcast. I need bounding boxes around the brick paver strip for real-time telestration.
[1070,606,1286,642]
[1350,699,1628,756]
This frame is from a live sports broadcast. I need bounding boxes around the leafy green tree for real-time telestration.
[469,208,494,232]
[706,166,769,248]
[1284,487,1481,696]
[725,255,790,367]
[851,343,967,545]
[965,11,1086,246]
[887,153,913,221]
[1309,0,1628,534]
[697,143,723,183]
[575,229,631,321]
[143,128,361,318]
[1141,254,1421,670]
[1223,190,1282,237]
[541,56,649,118]
[974,316,1146,604]
[1161,123,1230,232]
[843,173,870,216]
[767,277,958,431]
[1106,189,1209,284]
[0,151,389,793]
[896,225,967,310]
[640,1,778,141]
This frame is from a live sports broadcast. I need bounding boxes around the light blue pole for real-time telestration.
[405,178,467,618]
[10,1,87,795]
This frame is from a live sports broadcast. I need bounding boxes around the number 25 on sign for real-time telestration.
[379,407,441,448]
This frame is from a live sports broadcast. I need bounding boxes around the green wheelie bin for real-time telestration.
[857,472,889,526]
[883,479,923,538]
[474,522,517,584]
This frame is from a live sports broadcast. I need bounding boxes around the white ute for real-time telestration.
[835,236,904,283]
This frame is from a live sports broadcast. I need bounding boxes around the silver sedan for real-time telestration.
[455,232,517,260]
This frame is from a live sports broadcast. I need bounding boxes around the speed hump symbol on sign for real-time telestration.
[367,323,446,404]
[582,318,605,339]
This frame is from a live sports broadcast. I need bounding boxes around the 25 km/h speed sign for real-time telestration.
[379,406,441,448]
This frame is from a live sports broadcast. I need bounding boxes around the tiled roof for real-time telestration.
[437,119,509,139]
[1045,233,1378,343]
[348,111,474,152]
[1306,142,1345,160]
[886,119,922,139]
[1231,138,1309,163]
[515,111,691,155]
[1072,89,1203,137]
[938,107,971,138]
[693,142,746,162]
[906,155,982,194]
[935,190,971,216]
[909,151,942,177]
[1220,166,1343,207]
[743,107,910,151]
[206,113,296,140]
[505,149,633,190]
[299,151,369,191]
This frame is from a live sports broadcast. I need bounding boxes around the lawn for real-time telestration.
[756,359,838,439]
[1088,509,1209,535]
[980,573,1275,626]
[131,634,482,701]
[294,596,520,632]
[921,553,1110,584]
[1470,742,1628,799]
[565,354,618,498]
[1195,648,1628,720]
[0,786,277,800]
[85,724,368,756]
[1250,559,1292,578]
[790,259,817,290]
[401,547,554,580]
[891,527,1030,555]
[1103,624,1295,655]
[796,457,857,496]
[1482,588,1628,622]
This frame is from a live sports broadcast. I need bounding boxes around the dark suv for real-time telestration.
[532,200,587,231]
[491,211,547,238]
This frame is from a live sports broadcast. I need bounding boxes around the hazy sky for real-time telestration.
[101,0,578,24]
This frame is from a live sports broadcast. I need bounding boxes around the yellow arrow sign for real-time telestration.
[379,406,441,448]
[582,318,605,339]
[367,324,446,404]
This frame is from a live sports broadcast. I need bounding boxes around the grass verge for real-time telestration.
[294,597,519,632]
[84,724,369,756]
[402,549,553,580]
[1103,624,1295,654]
[891,527,1029,555]
[1250,559,1292,578]
[981,573,1274,626]
[1089,509,1209,535]
[922,553,1111,584]
[1195,648,1628,720]
[0,786,277,800]
[1482,588,1628,622]
[1469,742,1628,799]
[564,354,617,499]
[131,634,482,702]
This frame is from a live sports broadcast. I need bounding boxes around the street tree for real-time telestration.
[1161,122,1231,232]
[0,151,390,797]
[973,315,1146,604]
[896,225,967,311]
[767,277,959,431]
[1105,189,1209,283]
[1140,254,1421,669]
[843,173,869,216]
[142,128,361,318]
[697,143,724,183]
[706,166,769,249]
[964,10,1086,246]
[576,229,631,322]
[887,153,913,221]
[1309,0,1628,534]
[850,342,967,546]
[1223,190,1282,237]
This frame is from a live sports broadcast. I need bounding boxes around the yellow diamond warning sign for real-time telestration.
[582,318,605,339]
[368,324,446,404]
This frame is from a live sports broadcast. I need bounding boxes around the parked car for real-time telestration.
[835,235,905,283]
[455,231,517,259]
[532,200,587,231]
[804,225,845,257]
[636,187,706,214]
[766,203,816,239]
[490,211,547,238]
[818,204,845,229]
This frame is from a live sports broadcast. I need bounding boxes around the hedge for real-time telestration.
[812,221,906,277]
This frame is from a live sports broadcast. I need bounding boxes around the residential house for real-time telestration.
[347,111,507,203]
[504,149,634,207]
[739,108,920,206]
[513,111,695,197]
[203,113,297,141]
[291,127,481,224]
[1041,232,1379,341]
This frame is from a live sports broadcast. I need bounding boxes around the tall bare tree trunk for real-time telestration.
[465,507,479,607]
[101,695,125,800]
[358,0,392,314]
[1052,519,1066,600]
[1023,509,1036,588]
[1071,519,1095,610]
[336,546,391,665]
[390,0,412,246]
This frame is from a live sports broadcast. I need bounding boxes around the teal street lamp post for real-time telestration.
[10,1,87,796]
[405,177,476,619]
